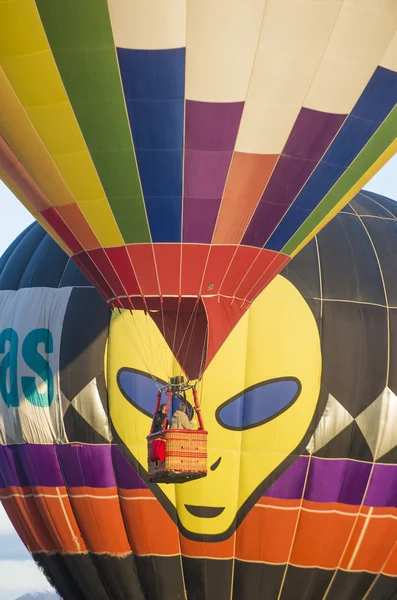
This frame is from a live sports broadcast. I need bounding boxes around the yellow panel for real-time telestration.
[291,139,397,258]
[0,68,76,207]
[109,0,186,50]
[108,275,321,537]
[0,0,120,244]
[78,200,124,248]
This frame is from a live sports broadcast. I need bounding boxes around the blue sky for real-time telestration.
[0,155,396,597]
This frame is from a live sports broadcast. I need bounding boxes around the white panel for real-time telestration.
[307,394,354,454]
[185,0,266,102]
[305,1,397,113]
[109,0,187,50]
[381,31,397,71]
[356,387,397,461]
[235,0,342,153]
[0,288,71,444]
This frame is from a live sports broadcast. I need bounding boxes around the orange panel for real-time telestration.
[348,516,397,573]
[236,503,298,563]
[291,507,357,569]
[119,489,180,555]
[67,486,130,555]
[213,152,279,245]
[33,486,85,553]
[57,203,100,251]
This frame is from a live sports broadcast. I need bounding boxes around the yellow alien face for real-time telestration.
[108,275,321,540]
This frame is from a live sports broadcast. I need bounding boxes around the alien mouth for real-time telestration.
[185,505,225,518]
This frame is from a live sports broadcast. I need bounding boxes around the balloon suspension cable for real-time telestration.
[115,307,164,390]
[150,390,162,434]
[156,375,204,430]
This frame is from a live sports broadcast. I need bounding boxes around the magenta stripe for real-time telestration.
[183,101,244,243]
[243,108,346,247]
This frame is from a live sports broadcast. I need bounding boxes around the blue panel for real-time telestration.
[324,116,378,168]
[0,225,46,290]
[144,196,182,243]
[126,99,184,150]
[0,223,94,290]
[352,66,397,121]
[19,235,69,289]
[118,368,194,419]
[117,48,185,243]
[60,259,92,288]
[117,48,185,101]
[135,148,183,198]
[264,67,397,252]
[0,223,35,275]
[216,378,301,431]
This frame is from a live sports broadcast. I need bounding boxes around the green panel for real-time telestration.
[282,106,397,256]
[35,0,150,243]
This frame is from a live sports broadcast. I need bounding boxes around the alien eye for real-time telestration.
[117,368,194,418]
[216,378,301,431]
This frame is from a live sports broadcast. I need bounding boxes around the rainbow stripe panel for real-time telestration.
[0,0,396,303]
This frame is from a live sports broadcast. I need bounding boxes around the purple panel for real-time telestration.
[112,446,148,490]
[183,101,244,243]
[284,108,346,160]
[57,445,116,488]
[263,456,309,499]
[304,458,371,505]
[0,446,29,487]
[182,197,222,243]
[242,108,346,248]
[185,100,244,151]
[184,149,232,199]
[365,464,397,507]
[19,444,64,487]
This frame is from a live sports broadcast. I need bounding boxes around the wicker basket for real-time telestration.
[147,429,208,484]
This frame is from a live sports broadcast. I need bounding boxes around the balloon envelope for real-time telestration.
[0,1,396,374]
[1,190,397,599]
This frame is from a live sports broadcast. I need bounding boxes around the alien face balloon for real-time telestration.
[1,191,397,600]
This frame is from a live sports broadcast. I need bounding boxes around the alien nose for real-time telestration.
[210,457,222,471]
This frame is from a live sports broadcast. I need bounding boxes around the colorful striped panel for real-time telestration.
[35,0,149,244]
[266,67,397,253]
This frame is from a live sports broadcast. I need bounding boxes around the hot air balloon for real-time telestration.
[0,0,396,395]
[1,190,397,599]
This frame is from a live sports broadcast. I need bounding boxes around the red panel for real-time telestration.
[40,207,83,254]
[201,245,237,295]
[106,246,141,296]
[153,244,181,296]
[219,246,261,297]
[203,295,249,367]
[88,248,127,297]
[235,249,283,299]
[246,254,290,302]
[72,253,114,301]
[127,244,159,297]
[181,244,210,296]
